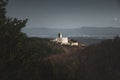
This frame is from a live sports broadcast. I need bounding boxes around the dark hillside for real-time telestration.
[80,36,120,80]
[0,37,64,80]
[42,36,120,80]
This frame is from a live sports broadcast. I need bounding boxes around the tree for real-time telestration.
[0,0,28,60]
[0,0,7,25]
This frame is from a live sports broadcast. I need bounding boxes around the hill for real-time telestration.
[41,36,120,80]
[0,37,65,80]
[1,35,120,80]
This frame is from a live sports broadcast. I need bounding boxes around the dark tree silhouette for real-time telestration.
[0,0,28,57]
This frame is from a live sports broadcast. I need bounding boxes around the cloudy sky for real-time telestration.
[6,0,120,28]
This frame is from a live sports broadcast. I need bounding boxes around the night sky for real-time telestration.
[6,0,120,28]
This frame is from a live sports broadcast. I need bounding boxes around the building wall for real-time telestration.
[56,37,68,44]
[61,37,68,44]
[71,42,79,46]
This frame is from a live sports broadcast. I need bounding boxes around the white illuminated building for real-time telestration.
[52,33,68,45]
[51,33,79,46]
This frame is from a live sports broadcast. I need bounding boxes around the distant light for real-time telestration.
[114,17,118,21]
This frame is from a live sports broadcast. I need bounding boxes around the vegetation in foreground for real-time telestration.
[0,0,120,80]
[42,36,120,80]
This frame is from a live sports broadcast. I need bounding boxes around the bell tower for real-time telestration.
[58,32,62,38]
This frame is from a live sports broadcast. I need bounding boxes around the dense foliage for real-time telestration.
[42,36,120,80]
[0,0,64,80]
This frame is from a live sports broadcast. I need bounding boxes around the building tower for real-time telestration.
[58,32,62,38]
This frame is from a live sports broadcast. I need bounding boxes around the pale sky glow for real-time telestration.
[114,17,118,21]
[6,0,120,28]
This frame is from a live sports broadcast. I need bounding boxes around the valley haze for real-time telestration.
[22,27,120,38]
[22,27,120,45]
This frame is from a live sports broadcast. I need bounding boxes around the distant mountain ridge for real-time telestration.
[22,27,120,38]
[79,27,120,35]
